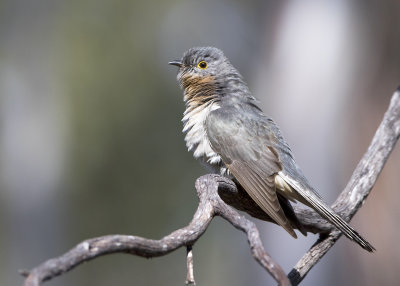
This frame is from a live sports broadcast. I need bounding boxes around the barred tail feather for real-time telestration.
[303,194,375,252]
[280,172,375,252]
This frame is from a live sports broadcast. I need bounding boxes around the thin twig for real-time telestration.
[185,246,196,285]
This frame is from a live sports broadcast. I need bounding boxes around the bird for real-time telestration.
[169,46,374,252]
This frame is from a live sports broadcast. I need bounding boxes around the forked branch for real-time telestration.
[21,175,291,286]
[22,88,400,286]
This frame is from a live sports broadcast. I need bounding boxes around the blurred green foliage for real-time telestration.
[1,1,400,286]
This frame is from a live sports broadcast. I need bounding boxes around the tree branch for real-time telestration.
[22,174,290,286]
[22,88,400,286]
[287,88,400,285]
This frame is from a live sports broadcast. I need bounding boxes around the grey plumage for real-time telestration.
[170,46,374,252]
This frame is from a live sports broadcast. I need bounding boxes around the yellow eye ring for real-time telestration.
[197,61,208,69]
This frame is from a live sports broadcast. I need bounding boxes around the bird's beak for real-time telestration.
[168,60,183,67]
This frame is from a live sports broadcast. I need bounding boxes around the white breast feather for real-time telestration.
[182,103,222,165]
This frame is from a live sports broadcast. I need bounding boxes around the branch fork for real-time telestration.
[22,89,400,286]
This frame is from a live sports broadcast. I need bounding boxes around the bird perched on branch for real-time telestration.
[169,46,374,252]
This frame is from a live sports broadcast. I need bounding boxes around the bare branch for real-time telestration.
[22,175,289,286]
[22,88,400,286]
[287,88,400,285]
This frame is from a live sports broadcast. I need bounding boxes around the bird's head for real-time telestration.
[169,47,248,103]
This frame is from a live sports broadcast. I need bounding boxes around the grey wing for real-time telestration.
[206,106,297,238]
[206,105,374,251]
[258,114,375,251]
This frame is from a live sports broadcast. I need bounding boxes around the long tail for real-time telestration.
[300,192,375,252]
[280,173,375,252]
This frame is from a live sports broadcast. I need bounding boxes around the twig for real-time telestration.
[185,246,195,285]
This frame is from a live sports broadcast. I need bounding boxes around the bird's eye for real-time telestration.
[197,61,208,69]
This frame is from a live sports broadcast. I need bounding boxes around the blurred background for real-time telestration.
[1,0,400,285]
